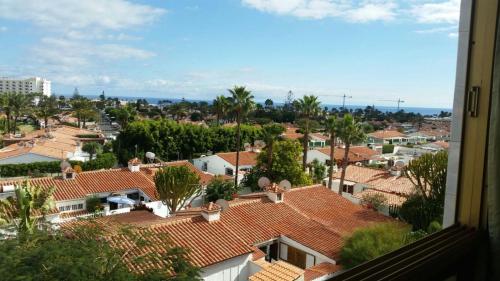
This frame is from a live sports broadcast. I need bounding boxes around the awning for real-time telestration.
[107,196,136,205]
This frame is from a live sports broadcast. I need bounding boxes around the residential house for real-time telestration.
[193,150,258,184]
[0,159,217,222]
[329,165,414,215]
[306,146,379,167]
[62,184,390,281]
[0,126,106,164]
[282,127,328,149]
[367,130,408,146]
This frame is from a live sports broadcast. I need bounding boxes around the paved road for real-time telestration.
[97,111,120,140]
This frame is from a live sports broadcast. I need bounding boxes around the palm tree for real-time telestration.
[11,93,33,134]
[82,142,102,160]
[337,114,366,195]
[228,86,255,186]
[324,115,338,190]
[295,95,321,171]
[213,95,229,125]
[262,123,285,171]
[0,181,55,238]
[36,95,59,128]
[0,92,14,133]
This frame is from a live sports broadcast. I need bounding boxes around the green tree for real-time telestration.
[337,114,366,195]
[243,139,312,190]
[154,165,202,213]
[82,142,102,160]
[0,92,14,133]
[340,222,409,269]
[324,115,338,189]
[85,196,103,213]
[264,98,274,109]
[36,95,59,127]
[213,95,229,125]
[262,123,285,171]
[205,176,238,203]
[70,93,93,128]
[382,144,395,154]
[361,192,388,211]
[0,181,55,238]
[310,159,326,183]
[295,95,321,171]
[0,223,201,281]
[11,92,33,134]
[228,86,255,186]
[400,151,448,230]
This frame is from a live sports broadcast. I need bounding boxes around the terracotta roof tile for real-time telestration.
[216,151,258,166]
[304,262,341,281]
[317,147,369,163]
[369,130,407,139]
[249,260,305,281]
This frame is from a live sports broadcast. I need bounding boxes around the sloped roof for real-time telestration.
[141,160,216,185]
[249,260,305,281]
[368,130,407,139]
[304,262,342,281]
[317,147,369,163]
[216,151,258,166]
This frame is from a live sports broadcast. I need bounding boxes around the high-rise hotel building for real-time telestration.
[0,77,51,96]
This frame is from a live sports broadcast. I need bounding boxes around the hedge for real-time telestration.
[0,153,117,178]
[76,134,101,138]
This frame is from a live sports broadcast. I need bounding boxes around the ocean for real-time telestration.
[75,95,452,116]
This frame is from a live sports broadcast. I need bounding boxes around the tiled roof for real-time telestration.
[141,160,216,185]
[354,189,407,206]
[317,147,369,163]
[251,246,267,261]
[64,185,393,271]
[368,130,407,139]
[304,262,341,281]
[310,133,328,141]
[282,127,303,140]
[433,141,449,149]
[332,165,388,184]
[249,260,305,281]
[0,161,212,202]
[216,151,258,166]
[65,211,253,269]
[349,146,380,158]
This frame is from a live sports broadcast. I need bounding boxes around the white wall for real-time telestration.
[201,254,251,281]
[279,235,337,266]
[306,150,330,165]
[0,153,60,165]
[193,155,231,176]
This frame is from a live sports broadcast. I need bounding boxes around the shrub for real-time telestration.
[382,144,395,154]
[340,222,410,269]
[76,134,101,138]
[85,196,102,213]
[361,192,388,211]
[205,176,239,203]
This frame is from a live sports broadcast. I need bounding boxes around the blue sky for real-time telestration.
[0,0,460,108]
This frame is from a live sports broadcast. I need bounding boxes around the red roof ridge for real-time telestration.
[287,184,323,192]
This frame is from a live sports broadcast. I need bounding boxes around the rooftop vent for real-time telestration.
[266,183,286,203]
[62,166,76,180]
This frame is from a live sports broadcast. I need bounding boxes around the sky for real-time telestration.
[0,0,460,108]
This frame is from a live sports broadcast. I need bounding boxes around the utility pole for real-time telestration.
[378,98,405,111]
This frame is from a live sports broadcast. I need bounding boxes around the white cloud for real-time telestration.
[411,0,460,24]
[0,0,166,31]
[241,0,397,22]
[448,32,458,38]
[0,26,6,32]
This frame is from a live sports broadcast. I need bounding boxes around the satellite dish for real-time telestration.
[278,180,292,190]
[258,177,271,188]
[355,162,363,167]
[215,199,230,212]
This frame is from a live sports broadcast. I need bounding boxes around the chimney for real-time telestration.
[62,166,76,180]
[266,183,285,203]
[128,157,142,172]
[201,202,221,222]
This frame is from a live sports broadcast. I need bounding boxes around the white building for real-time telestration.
[0,77,51,96]
[193,151,258,184]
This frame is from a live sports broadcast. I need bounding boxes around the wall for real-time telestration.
[306,150,330,165]
[0,153,59,165]
[193,155,232,176]
[279,236,336,266]
[201,254,251,281]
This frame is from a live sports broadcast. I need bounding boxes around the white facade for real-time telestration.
[201,254,252,281]
[306,149,331,165]
[0,77,51,96]
[193,155,254,182]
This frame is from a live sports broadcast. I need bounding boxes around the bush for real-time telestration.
[340,222,409,269]
[0,153,116,177]
[76,134,101,138]
[205,176,239,203]
[382,144,395,154]
[361,192,388,211]
[85,196,102,212]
